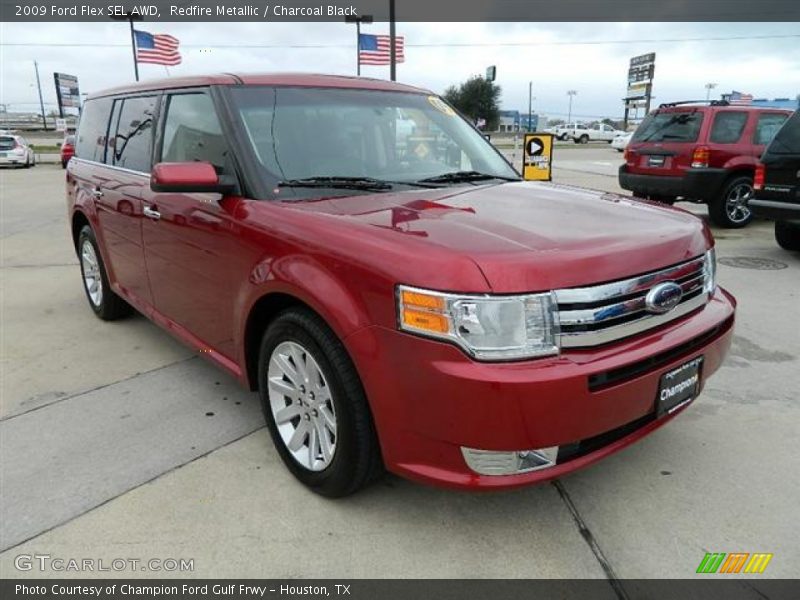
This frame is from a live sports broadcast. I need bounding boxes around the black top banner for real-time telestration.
[1,0,799,21]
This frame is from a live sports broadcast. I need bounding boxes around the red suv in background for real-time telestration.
[619,101,792,228]
[67,74,735,496]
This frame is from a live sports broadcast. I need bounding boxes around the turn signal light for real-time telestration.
[754,163,766,191]
[691,146,710,169]
[401,309,449,334]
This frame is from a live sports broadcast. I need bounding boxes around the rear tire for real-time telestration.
[77,225,132,321]
[578,134,589,144]
[775,221,800,251]
[709,175,754,228]
[258,307,382,497]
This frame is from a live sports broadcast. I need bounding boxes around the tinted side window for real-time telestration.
[709,112,747,144]
[75,97,113,162]
[111,96,157,172]
[161,93,228,170]
[754,113,789,145]
[767,111,800,155]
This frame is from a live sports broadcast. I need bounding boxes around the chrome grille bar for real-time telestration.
[556,256,709,348]
[555,256,705,306]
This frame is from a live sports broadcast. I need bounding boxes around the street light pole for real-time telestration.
[567,90,577,124]
[704,82,717,101]
[345,14,373,76]
[528,81,533,132]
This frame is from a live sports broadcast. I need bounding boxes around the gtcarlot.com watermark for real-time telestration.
[14,553,194,573]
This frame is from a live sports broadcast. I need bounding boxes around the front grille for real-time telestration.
[555,256,710,348]
[587,316,734,392]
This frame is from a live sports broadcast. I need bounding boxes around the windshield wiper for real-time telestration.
[417,171,520,184]
[277,176,444,191]
[278,176,394,191]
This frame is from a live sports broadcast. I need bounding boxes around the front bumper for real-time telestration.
[345,287,735,490]
[619,165,729,200]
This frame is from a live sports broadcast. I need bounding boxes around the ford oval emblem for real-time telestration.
[645,282,683,314]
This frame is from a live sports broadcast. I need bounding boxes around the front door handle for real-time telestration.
[143,206,161,220]
[92,188,104,198]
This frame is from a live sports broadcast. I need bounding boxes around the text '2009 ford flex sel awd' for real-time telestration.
[67,73,736,497]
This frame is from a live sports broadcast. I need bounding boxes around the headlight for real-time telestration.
[397,285,559,361]
[703,248,717,295]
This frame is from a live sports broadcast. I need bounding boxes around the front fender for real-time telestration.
[235,252,376,359]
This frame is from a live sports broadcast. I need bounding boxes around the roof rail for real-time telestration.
[658,100,730,108]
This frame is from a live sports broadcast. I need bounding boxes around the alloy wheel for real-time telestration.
[725,182,752,224]
[81,240,103,306]
[268,341,337,472]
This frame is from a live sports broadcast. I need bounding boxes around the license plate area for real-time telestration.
[656,356,703,416]
[648,155,666,167]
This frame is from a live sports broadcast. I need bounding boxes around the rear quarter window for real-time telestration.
[632,111,704,143]
[75,97,113,162]
[756,112,792,147]
[709,111,748,144]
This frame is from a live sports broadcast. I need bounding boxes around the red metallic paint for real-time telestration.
[67,75,737,490]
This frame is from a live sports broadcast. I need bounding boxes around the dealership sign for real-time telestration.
[53,72,80,116]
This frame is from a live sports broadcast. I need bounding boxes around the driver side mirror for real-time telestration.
[150,162,235,194]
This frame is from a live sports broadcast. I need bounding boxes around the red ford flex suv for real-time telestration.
[619,101,792,228]
[67,74,735,496]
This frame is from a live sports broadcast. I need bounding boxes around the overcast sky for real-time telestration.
[1,21,798,119]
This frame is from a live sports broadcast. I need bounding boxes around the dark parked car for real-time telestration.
[67,74,735,496]
[619,101,792,228]
[751,109,800,251]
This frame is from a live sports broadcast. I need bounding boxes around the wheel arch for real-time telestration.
[71,210,91,254]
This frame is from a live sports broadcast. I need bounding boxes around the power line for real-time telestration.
[1,33,798,49]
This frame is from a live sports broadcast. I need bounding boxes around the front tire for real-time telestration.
[709,175,754,228]
[578,134,589,144]
[258,308,382,497]
[77,225,132,320]
[775,221,800,251]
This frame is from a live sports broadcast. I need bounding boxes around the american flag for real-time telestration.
[358,34,405,66]
[134,30,182,66]
[728,92,754,106]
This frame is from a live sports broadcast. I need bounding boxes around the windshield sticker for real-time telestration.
[428,96,456,116]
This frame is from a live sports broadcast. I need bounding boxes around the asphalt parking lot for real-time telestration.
[1,149,798,582]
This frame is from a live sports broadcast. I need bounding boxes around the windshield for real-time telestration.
[632,111,704,143]
[229,86,518,197]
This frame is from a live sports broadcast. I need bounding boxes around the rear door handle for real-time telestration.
[143,206,161,220]
[92,188,104,198]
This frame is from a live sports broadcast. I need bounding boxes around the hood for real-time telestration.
[287,182,711,293]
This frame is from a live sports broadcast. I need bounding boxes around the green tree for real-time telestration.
[443,76,502,130]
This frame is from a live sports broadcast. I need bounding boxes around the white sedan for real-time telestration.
[611,131,633,152]
[0,134,36,168]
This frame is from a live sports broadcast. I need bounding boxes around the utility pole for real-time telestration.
[33,61,48,131]
[389,0,397,81]
[345,14,373,76]
[704,82,717,101]
[528,81,533,131]
[567,90,577,124]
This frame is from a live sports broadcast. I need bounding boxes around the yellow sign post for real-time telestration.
[522,133,554,181]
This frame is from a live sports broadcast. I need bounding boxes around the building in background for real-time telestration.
[497,110,539,133]
[721,91,799,110]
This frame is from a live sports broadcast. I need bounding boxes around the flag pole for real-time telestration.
[389,0,396,81]
[128,16,139,82]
